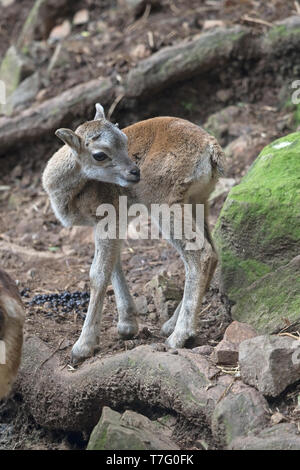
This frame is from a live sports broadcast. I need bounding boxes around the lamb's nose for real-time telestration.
[130,168,140,178]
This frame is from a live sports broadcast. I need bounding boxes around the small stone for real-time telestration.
[73,9,89,26]
[214,321,258,365]
[239,335,300,397]
[224,321,258,344]
[36,89,47,102]
[214,340,237,365]
[203,20,225,30]
[130,44,149,60]
[271,411,286,425]
[216,89,232,103]
[135,295,148,315]
[0,0,15,6]
[49,20,71,41]
[193,345,214,356]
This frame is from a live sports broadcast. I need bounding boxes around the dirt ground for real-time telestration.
[0,0,300,450]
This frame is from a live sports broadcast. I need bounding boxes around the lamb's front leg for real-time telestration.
[71,237,118,364]
[111,252,139,339]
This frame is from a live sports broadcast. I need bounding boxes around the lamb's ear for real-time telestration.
[55,128,82,153]
[94,103,105,120]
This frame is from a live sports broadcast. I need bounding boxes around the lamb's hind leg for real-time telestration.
[166,234,214,349]
[204,212,218,292]
[160,301,182,337]
[71,235,119,364]
[111,247,139,339]
[161,204,217,339]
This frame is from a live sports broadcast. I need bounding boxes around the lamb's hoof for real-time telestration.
[166,329,196,349]
[71,340,97,365]
[160,318,176,337]
[117,319,139,340]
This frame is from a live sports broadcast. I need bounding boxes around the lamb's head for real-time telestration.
[55,103,140,187]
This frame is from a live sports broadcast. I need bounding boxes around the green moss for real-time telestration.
[0,46,22,97]
[232,133,300,242]
[87,427,107,450]
[232,258,300,332]
[215,132,300,265]
[218,249,272,296]
[214,132,300,332]
[294,105,300,126]
[265,24,300,42]
[17,0,45,48]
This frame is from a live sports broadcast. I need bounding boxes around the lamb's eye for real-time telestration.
[93,152,108,162]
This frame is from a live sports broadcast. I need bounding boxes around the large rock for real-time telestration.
[5,72,40,114]
[211,385,269,447]
[87,407,179,450]
[0,0,15,5]
[239,335,300,397]
[214,132,300,333]
[204,106,246,146]
[0,46,34,115]
[229,423,300,450]
[17,0,80,47]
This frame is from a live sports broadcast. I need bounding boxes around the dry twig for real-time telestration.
[241,15,273,28]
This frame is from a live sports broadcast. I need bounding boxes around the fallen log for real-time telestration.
[1,17,300,154]
[126,16,300,98]
[0,78,114,156]
[126,26,251,98]
[17,336,269,449]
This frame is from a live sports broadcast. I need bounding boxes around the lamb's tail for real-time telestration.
[208,139,225,177]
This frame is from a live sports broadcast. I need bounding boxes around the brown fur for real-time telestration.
[43,107,225,363]
[0,269,25,399]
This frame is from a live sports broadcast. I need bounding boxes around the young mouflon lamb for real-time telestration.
[0,269,25,399]
[43,104,224,363]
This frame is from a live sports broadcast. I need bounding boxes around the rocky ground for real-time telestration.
[0,0,300,450]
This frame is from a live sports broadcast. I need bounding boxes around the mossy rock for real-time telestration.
[87,407,179,450]
[126,26,248,98]
[262,16,300,54]
[214,132,300,332]
[0,46,34,115]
